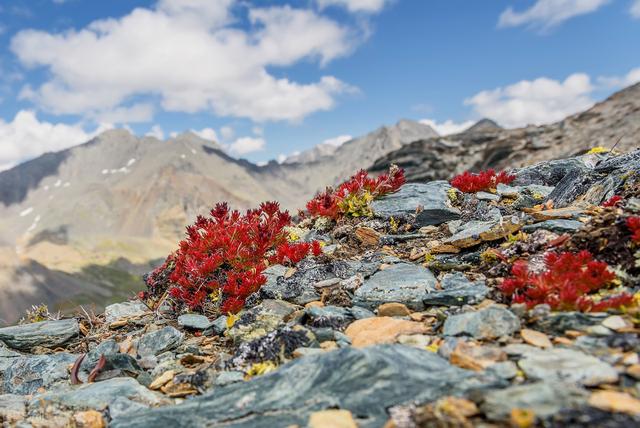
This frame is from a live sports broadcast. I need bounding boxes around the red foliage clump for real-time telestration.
[147,201,318,313]
[500,250,632,312]
[306,166,405,219]
[627,216,640,243]
[601,195,623,207]
[450,169,515,193]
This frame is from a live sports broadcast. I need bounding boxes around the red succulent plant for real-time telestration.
[500,250,631,312]
[450,169,515,193]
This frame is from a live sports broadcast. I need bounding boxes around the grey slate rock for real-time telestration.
[214,371,245,386]
[137,326,184,357]
[353,263,437,310]
[32,377,166,412]
[523,219,583,233]
[0,394,26,423]
[481,381,588,421]
[513,157,591,187]
[476,191,500,201]
[205,315,228,336]
[3,353,77,395]
[486,361,518,380]
[443,306,521,339]
[81,339,120,371]
[423,272,488,306]
[371,182,461,226]
[518,348,618,386]
[0,319,79,351]
[104,301,148,324]
[533,311,606,335]
[305,305,374,330]
[178,314,212,330]
[111,345,501,428]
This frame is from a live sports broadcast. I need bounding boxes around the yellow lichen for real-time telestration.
[245,361,277,379]
[389,216,399,233]
[587,146,609,155]
[226,312,240,329]
[447,188,458,203]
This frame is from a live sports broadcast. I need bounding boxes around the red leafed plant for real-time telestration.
[627,216,640,243]
[601,195,623,207]
[450,169,515,193]
[306,165,405,220]
[145,201,318,313]
[500,250,632,312]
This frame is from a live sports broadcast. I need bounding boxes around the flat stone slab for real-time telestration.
[481,381,588,421]
[517,348,618,386]
[105,302,149,324]
[423,273,488,306]
[137,326,184,357]
[111,345,500,428]
[0,319,79,351]
[32,377,167,413]
[443,306,521,339]
[177,314,212,330]
[3,353,77,395]
[522,219,583,234]
[371,182,461,226]
[444,216,521,248]
[353,263,437,310]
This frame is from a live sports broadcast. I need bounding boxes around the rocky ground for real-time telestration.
[1,150,640,427]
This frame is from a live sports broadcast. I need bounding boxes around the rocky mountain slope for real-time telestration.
[0,148,639,427]
[0,120,437,324]
[370,83,640,182]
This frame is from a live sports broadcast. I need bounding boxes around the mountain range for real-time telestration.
[0,82,638,323]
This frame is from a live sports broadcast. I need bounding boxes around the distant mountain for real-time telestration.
[0,119,436,323]
[370,83,640,182]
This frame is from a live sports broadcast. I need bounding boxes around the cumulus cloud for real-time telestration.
[229,136,266,155]
[498,0,610,31]
[322,134,352,146]
[317,0,391,13]
[220,126,235,141]
[419,119,475,136]
[146,124,165,140]
[631,0,640,18]
[193,127,218,142]
[10,0,358,123]
[0,110,109,171]
[464,73,595,128]
[597,67,640,88]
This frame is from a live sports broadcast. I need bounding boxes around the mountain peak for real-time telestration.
[463,119,502,134]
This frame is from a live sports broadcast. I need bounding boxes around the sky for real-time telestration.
[0,0,638,170]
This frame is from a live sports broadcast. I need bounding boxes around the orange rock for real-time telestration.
[450,341,506,371]
[74,411,106,428]
[344,317,428,347]
[520,329,552,349]
[377,302,411,317]
[510,408,535,428]
[589,390,640,415]
[305,301,325,309]
[308,409,358,428]
[355,227,381,246]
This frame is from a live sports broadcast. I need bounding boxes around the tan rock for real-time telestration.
[344,317,428,347]
[308,409,358,428]
[150,370,175,390]
[320,341,338,350]
[377,302,411,317]
[305,301,324,309]
[520,329,552,349]
[450,342,507,371]
[627,364,640,379]
[355,227,381,246]
[602,315,632,332]
[588,390,640,416]
[74,411,106,428]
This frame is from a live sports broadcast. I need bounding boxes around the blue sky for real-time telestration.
[0,0,638,169]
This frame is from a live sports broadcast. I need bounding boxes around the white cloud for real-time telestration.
[498,0,610,31]
[146,124,164,140]
[465,73,595,128]
[11,1,358,123]
[89,103,154,124]
[322,134,352,146]
[0,110,109,170]
[418,119,475,136]
[229,136,266,155]
[597,67,640,88]
[220,126,235,141]
[317,0,391,13]
[631,0,640,18]
[193,127,218,142]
